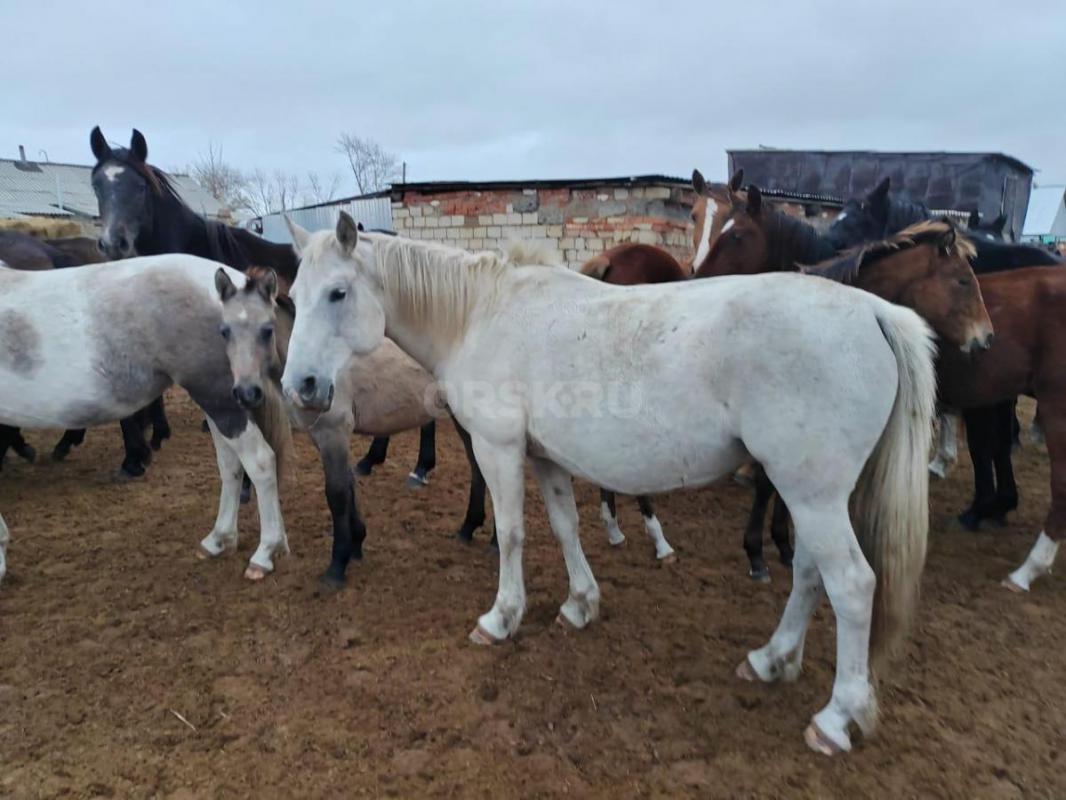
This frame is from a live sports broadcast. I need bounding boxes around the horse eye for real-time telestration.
[690,212,697,222]
[329,288,347,303]
[731,231,743,242]
[260,325,274,342]
[219,324,231,340]
[957,277,972,287]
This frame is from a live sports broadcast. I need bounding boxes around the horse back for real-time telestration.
[597,243,688,285]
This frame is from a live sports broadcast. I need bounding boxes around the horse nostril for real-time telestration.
[300,375,317,397]
[984,332,995,350]
[97,238,106,253]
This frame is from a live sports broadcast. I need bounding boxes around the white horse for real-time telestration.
[0,255,292,583]
[281,213,940,756]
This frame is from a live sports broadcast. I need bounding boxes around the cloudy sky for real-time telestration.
[5,0,1065,197]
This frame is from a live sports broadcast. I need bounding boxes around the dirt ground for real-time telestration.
[0,392,1063,799]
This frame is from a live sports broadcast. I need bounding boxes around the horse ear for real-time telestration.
[284,216,310,256]
[968,209,981,229]
[729,169,744,193]
[869,177,890,208]
[256,269,278,302]
[130,129,148,162]
[746,185,762,217]
[692,169,707,195]
[939,224,957,252]
[215,268,237,302]
[336,211,359,255]
[90,126,112,162]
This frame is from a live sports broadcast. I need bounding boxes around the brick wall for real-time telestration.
[390,182,694,268]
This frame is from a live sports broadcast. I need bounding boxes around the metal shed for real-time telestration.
[728,150,1035,240]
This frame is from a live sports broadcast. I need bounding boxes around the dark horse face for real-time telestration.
[826,177,892,249]
[90,127,155,260]
[967,209,1008,242]
[694,186,769,278]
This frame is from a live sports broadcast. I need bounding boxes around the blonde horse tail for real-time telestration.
[854,301,937,668]
[252,380,295,490]
[579,254,611,279]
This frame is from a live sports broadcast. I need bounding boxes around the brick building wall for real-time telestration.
[390,179,695,268]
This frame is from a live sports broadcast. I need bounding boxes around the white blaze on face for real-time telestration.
[693,198,718,270]
[721,219,735,234]
[103,165,126,183]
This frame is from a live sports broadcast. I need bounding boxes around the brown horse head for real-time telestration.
[214,267,293,409]
[689,168,743,274]
[693,184,772,278]
[805,219,995,354]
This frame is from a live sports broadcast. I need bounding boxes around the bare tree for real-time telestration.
[189,142,249,211]
[303,170,342,206]
[247,168,301,216]
[335,133,399,194]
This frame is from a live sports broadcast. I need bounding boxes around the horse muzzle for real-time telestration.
[233,384,265,410]
[962,328,995,354]
[287,374,335,413]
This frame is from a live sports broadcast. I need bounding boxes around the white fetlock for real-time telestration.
[474,608,514,643]
[745,646,802,683]
[559,590,599,630]
[928,458,949,479]
[199,531,237,558]
[644,516,675,561]
[1004,532,1059,592]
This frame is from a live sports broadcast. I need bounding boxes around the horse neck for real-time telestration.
[886,201,929,235]
[971,238,1062,273]
[765,212,838,270]
[370,238,504,372]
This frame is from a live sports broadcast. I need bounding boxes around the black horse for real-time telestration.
[0,230,169,476]
[826,177,1062,531]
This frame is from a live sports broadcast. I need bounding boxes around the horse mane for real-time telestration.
[759,207,838,270]
[804,218,975,285]
[351,233,509,346]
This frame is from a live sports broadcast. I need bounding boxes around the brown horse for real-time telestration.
[698,187,996,581]
[579,243,687,284]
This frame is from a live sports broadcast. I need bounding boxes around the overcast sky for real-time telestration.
[5,0,1065,197]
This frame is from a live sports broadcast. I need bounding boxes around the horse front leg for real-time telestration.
[406,421,437,488]
[313,425,367,589]
[959,406,998,531]
[990,400,1020,522]
[468,435,527,644]
[198,421,244,560]
[599,488,625,547]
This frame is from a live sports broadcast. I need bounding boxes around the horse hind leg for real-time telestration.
[314,426,365,589]
[1004,399,1065,592]
[118,414,153,478]
[406,421,437,488]
[929,411,959,479]
[453,419,489,545]
[599,488,625,547]
[355,436,390,476]
[51,428,85,462]
[0,512,9,585]
[743,466,775,582]
[147,396,171,451]
[770,491,794,568]
[532,457,600,630]
[636,495,675,563]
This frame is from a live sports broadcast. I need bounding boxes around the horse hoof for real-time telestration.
[1001,577,1027,593]
[735,657,759,682]
[957,511,981,532]
[354,460,374,477]
[116,467,144,482]
[469,625,503,646]
[244,564,271,581]
[804,722,846,756]
[658,552,678,566]
[17,446,36,464]
[405,472,429,489]
[456,530,475,545]
[52,448,70,463]
[608,536,626,548]
[748,567,771,583]
[318,572,346,592]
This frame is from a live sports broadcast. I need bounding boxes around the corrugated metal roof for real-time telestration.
[392,175,688,195]
[0,158,223,220]
[1022,186,1066,237]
